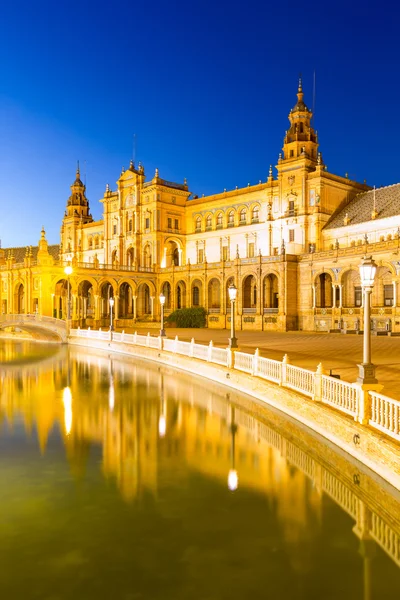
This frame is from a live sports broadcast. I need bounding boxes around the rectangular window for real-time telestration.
[222,246,228,261]
[384,284,394,306]
[175,219,179,230]
[309,189,315,207]
[289,229,295,243]
[290,149,294,158]
[355,286,362,307]
[113,225,117,235]
[248,242,255,258]
[145,217,150,230]
[167,218,172,229]
[198,249,204,263]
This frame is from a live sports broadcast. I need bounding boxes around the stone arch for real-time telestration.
[208,278,221,310]
[242,274,257,309]
[53,278,68,319]
[314,272,333,308]
[205,212,213,230]
[111,249,118,266]
[194,215,202,232]
[163,237,183,267]
[77,279,95,323]
[176,280,186,309]
[227,208,236,227]
[374,265,394,307]
[341,269,361,308]
[126,246,135,267]
[216,211,224,228]
[161,281,172,310]
[119,282,134,318]
[250,203,261,223]
[143,243,152,268]
[99,280,115,318]
[238,205,248,225]
[14,282,25,314]
[191,278,203,307]
[225,276,235,312]
[263,273,279,309]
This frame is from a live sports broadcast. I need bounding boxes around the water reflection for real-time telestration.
[0,340,400,598]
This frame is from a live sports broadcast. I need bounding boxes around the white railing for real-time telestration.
[322,375,359,418]
[69,327,400,446]
[369,391,400,441]
[286,364,315,398]
[370,511,400,567]
[234,351,253,374]
[255,356,282,384]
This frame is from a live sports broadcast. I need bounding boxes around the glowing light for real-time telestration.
[64,265,73,276]
[158,415,166,437]
[62,386,72,435]
[359,255,377,288]
[109,297,115,307]
[228,469,238,491]
[159,293,166,306]
[228,283,237,302]
[109,379,115,411]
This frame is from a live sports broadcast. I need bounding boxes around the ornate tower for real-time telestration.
[281,78,319,166]
[60,165,93,261]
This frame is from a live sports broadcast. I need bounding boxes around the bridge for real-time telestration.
[0,314,68,343]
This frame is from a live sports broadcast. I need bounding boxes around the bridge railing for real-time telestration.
[69,327,400,446]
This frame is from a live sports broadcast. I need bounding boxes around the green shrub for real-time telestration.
[166,307,206,328]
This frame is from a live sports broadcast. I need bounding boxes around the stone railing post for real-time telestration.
[174,335,179,353]
[281,354,289,387]
[354,382,383,424]
[313,362,325,402]
[146,332,151,347]
[158,335,163,350]
[133,331,137,345]
[207,340,213,362]
[189,338,195,357]
[227,348,235,369]
[252,348,259,376]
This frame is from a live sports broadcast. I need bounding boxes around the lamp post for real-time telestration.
[159,292,166,337]
[228,283,238,349]
[64,264,73,328]
[109,296,114,331]
[357,255,377,384]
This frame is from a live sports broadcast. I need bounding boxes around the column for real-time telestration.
[150,296,155,320]
[178,249,183,266]
[312,285,316,309]
[94,295,100,320]
[133,296,137,320]
[114,295,119,320]
[332,283,336,308]
[339,285,343,309]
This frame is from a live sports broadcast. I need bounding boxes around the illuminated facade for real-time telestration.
[2,80,400,332]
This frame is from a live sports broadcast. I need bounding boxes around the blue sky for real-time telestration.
[1,0,399,247]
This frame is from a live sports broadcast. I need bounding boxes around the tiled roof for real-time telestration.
[324,183,400,230]
[1,244,59,262]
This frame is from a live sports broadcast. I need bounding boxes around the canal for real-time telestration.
[1,339,400,599]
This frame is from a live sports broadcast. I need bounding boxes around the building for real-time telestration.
[1,79,400,333]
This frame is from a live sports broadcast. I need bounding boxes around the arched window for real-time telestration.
[206,214,212,230]
[195,217,201,232]
[128,219,133,232]
[193,286,200,306]
[228,211,234,227]
[216,212,223,228]
[88,237,93,249]
[239,208,247,224]
[251,206,259,222]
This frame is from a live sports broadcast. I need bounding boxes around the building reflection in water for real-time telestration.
[1,341,400,596]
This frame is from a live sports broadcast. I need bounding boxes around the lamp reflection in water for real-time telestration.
[109,358,115,411]
[227,405,238,491]
[158,375,166,437]
[62,386,73,435]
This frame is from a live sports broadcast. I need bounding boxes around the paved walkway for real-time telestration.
[120,326,400,400]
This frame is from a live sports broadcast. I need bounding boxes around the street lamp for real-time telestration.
[228,283,238,349]
[159,292,166,337]
[357,255,377,384]
[109,296,115,331]
[64,264,73,321]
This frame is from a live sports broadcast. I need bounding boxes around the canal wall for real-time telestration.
[69,330,400,491]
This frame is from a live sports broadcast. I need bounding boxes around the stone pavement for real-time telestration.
[120,326,400,400]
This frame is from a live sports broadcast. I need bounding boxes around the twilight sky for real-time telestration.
[1,0,399,247]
